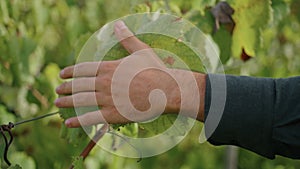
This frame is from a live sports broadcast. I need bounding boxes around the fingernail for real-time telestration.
[115,20,127,31]
[55,86,60,93]
[59,69,65,77]
[65,119,72,127]
[54,98,60,105]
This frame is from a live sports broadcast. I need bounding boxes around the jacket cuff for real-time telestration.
[204,74,275,159]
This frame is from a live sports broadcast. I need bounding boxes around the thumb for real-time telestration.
[114,20,150,54]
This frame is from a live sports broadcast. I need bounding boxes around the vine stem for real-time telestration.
[69,124,109,169]
[14,112,59,126]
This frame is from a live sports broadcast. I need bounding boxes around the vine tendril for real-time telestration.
[1,112,143,167]
[0,122,14,166]
[0,112,59,166]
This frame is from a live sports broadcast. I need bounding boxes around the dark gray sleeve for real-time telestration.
[204,74,300,159]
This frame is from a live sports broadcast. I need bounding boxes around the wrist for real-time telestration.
[194,72,206,122]
[165,69,206,122]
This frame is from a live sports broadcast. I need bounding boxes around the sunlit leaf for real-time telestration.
[192,0,217,14]
[8,152,35,169]
[229,0,272,58]
[0,104,15,124]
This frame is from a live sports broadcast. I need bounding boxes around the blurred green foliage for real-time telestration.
[0,0,300,168]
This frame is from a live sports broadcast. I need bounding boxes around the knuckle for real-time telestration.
[99,62,109,72]
[95,92,101,100]
[100,61,117,72]
[103,76,111,84]
[96,76,111,86]
[95,76,102,84]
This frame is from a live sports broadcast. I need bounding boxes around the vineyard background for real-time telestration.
[1,0,300,168]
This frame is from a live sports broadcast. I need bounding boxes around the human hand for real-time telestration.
[55,21,205,128]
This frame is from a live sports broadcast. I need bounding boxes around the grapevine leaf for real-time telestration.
[104,33,205,72]
[139,115,190,136]
[212,26,232,64]
[132,4,151,13]
[0,86,19,112]
[117,123,138,137]
[0,104,15,124]
[27,62,61,109]
[0,86,38,118]
[33,63,61,107]
[272,0,290,25]
[72,156,85,169]
[291,0,300,22]
[73,33,93,62]
[59,108,89,146]
[229,0,272,58]
[8,36,37,86]
[192,0,217,14]
[8,152,35,169]
[187,9,215,34]
[101,0,135,22]
[0,61,13,86]
[8,164,22,169]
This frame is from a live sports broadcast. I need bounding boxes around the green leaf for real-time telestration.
[8,164,22,169]
[139,114,190,136]
[213,26,232,64]
[33,0,49,32]
[8,152,35,169]
[291,0,300,22]
[187,9,215,34]
[0,104,15,124]
[0,62,13,86]
[42,63,61,85]
[0,0,10,23]
[132,4,151,13]
[59,108,89,146]
[271,0,290,25]
[117,123,138,137]
[72,156,84,169]
[229,0,272,58]
[0,86,38,117]
[104,33,205,72]
[191,0,217,14]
